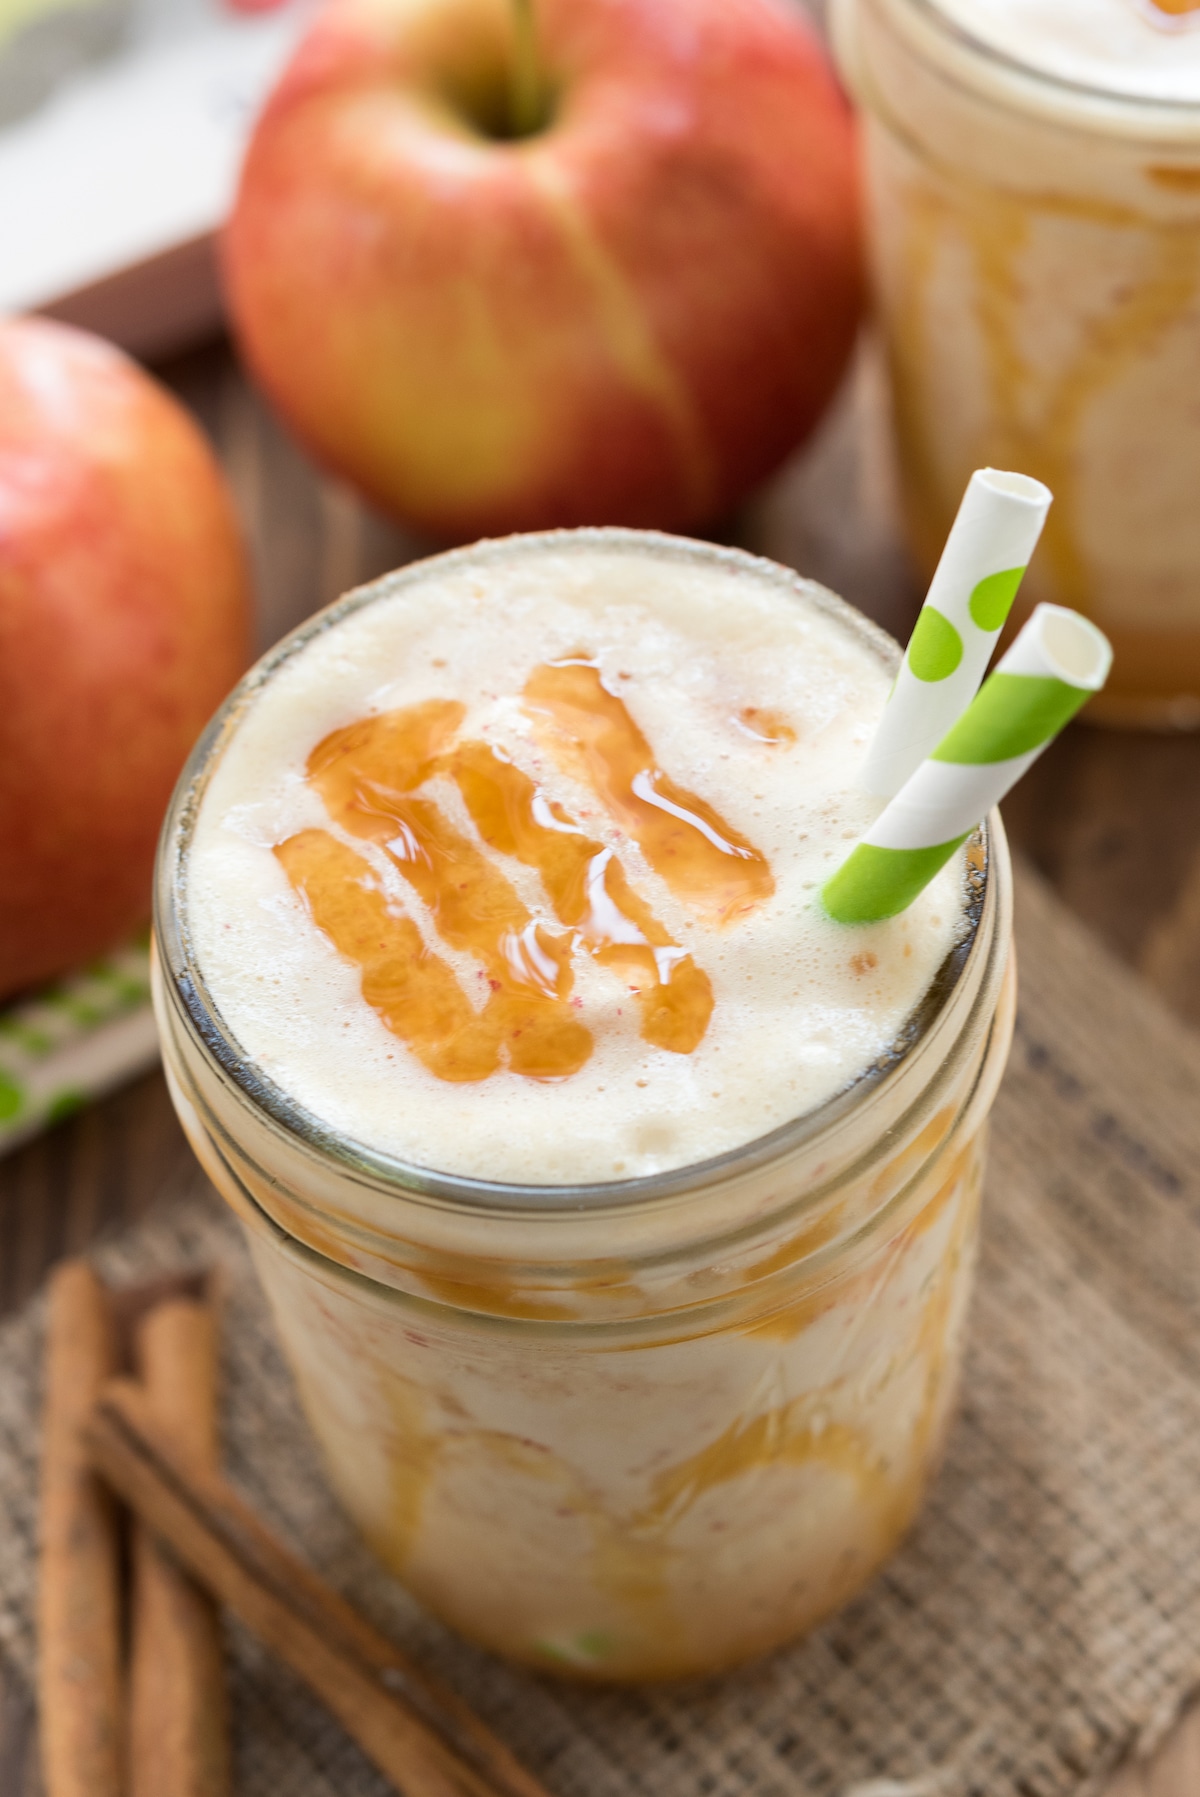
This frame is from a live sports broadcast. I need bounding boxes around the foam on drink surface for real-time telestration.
[187,539,968,1183]
[927,0,1200,104]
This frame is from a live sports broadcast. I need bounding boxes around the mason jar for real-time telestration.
[833,0,1200,727]
[152,538,1015,1682]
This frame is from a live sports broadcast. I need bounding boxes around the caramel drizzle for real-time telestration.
[276,830,592,1083]
[292,704,591,1083]
[523,659,775,925]
[732,706,796,746]
[447,739,712,1054]
[275,671,770,1082]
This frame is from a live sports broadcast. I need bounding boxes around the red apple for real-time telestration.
[0,318,253,1000]
[224,0,862,539]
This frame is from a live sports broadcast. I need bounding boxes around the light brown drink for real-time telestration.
[835,0,1200,725]
[155,531,1013,1678]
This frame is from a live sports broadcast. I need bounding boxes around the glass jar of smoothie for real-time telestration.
[153,530,1014,1681]
[832,0,1200,727]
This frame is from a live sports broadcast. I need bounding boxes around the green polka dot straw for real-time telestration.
[825,605,1113,925]
[0,936,157,1155]
[861,469,1052,798]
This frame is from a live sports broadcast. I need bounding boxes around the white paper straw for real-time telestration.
[825,605,1112,924]
[861,469,1052,798]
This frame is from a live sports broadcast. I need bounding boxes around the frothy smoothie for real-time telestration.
[158,532,1011,1680]
[187,534,966,1183]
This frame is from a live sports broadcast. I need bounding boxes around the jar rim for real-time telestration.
[855,0,1200,124]
[155,526,999,1218]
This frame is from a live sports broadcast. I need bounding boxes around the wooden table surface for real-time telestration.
[3,337,1199,1795]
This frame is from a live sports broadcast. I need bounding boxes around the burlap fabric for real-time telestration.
[2,865,1200,1797]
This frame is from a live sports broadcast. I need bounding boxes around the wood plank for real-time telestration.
[1001,723,1200,1023]
[0,1070,190,1321]
[0,1676,39,1797]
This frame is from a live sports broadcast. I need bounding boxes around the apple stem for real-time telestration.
[509,0,544,137]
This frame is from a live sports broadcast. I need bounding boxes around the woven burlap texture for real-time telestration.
[2,866,1200,1797]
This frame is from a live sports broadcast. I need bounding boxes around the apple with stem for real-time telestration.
[0,318,253,999]
[224,0,863,539]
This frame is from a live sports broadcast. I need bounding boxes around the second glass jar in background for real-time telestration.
[834,0,1200,727]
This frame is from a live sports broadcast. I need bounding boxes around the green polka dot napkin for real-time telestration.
[0,936,158,1156]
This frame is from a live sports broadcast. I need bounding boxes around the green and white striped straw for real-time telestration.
[862,469,1052,798]
[0,936,158,1156]
[825,605,1112,925]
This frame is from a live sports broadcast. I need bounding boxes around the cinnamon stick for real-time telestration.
[37,1262,123,1797]
[129,1296,230,1797]
[84,1378,553,1797]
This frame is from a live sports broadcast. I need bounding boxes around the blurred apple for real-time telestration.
[0,318,252,1000]
[224,0,862,539]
